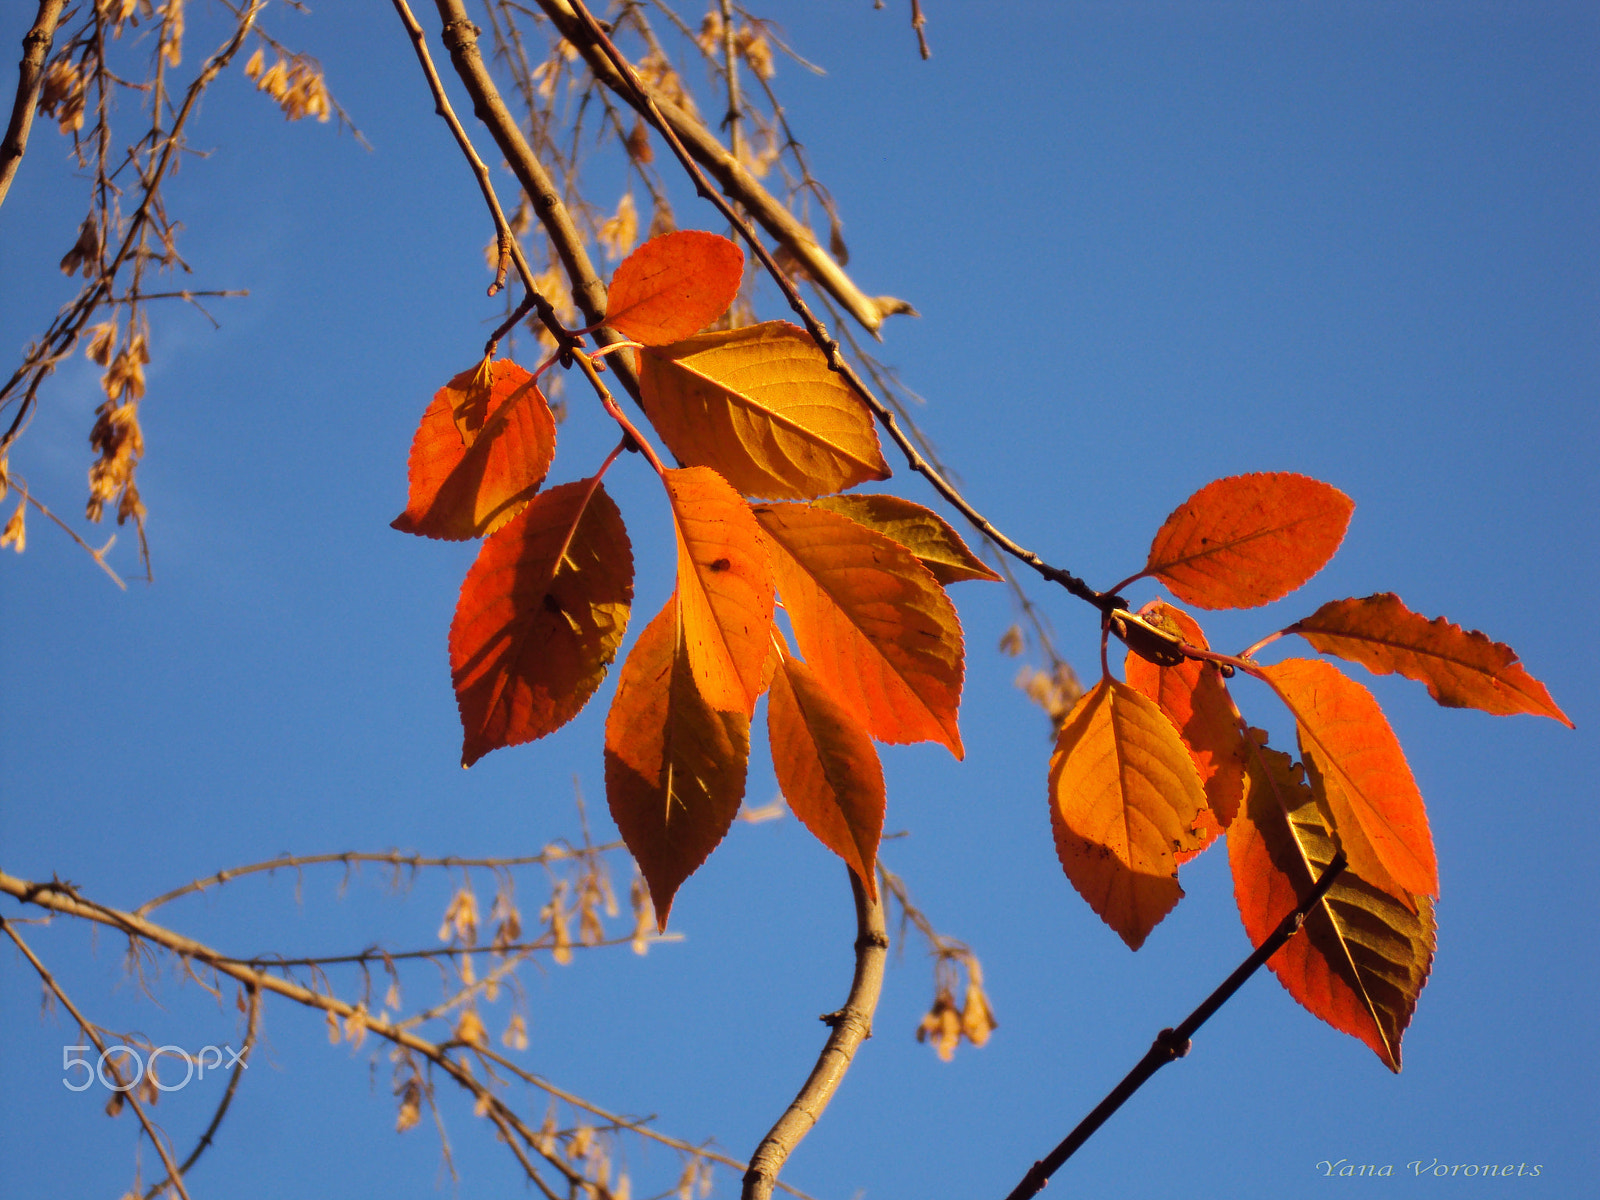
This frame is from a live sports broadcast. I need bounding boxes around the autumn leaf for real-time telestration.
[605,596,750,927]
[605,230,744,345]
[1142,473,1353,609]
[767,637,886,898]
[1228,736,1435,1072]
[753,501,964,757]
[812,493,1001,584]
[1048,678,1208,949]
[393,360,557,541]
[1287,593,1572,727]
[451,478,632,767]
[1262,658,1437,900]
[665,467,774,716]
[639,321,891,499]
[1122,602,1246,860]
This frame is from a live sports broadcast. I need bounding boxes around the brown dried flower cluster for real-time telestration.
[86,322,149,528]
[915,955,998,1062]
[245,47,331,123]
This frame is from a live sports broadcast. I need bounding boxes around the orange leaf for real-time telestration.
[605,596,750,928]
[1228,736,1435,1072]
[606,230,744,345]
[665,467,774,716]
[450,478,632,767]
[1122,602,1247,860]
[1048,678,1208,949]
[1262,658,1437,899]
[812,493,1001,584]
[1143,473,1353,609]
[639,321,891,499]
[393,361,557,541]
[768,637,886,899]
[1288,593,1572,727]
[753,501,964,757]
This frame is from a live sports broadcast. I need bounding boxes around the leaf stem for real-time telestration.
[999,850,1348,1200]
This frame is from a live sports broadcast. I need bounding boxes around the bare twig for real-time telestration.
[741,868,888,1200]
[5,475,127,587]
[1000,851,1350,1200]
[2,918,195,1200]
[0,0,68,208]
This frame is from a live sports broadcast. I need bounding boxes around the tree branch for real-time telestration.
[741,868,888,1200]
[0,0,67,209]
[1000,851,1349,1200]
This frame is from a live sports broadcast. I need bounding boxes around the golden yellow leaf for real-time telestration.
[639,321,890,499]
[1048,678,1208,949]
[812,493,1001,584]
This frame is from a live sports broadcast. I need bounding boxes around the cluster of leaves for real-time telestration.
[396,230,999,925]
[397,230,1572,1073]
[1053,473,1572,1068]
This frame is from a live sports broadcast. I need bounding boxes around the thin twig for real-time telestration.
[2,918,195,1200]
[1000,851,1350,1200]
[7,476,127,587]
[140,984,262,1200]
[741,868,888,1200]
[0,0,68,208]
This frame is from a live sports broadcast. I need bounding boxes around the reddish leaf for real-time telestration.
[1143,473,1353,609]
[665,467,775,716]
[1263,658,1437,900]
[393,361,557,541]
[606,230,744,345]
[768,638,886,899]
[1288,593,1572,727]
[812,493,1001,584]
[639,322,891,499]
[451,479,632,767]
[753,501,964,757]
[1228,736,1435,1072]
[1122,602,1247,860]
[605,596,750,928]
[1048,678,1208,949]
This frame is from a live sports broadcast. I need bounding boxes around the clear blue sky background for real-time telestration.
[3,3,1596,1197]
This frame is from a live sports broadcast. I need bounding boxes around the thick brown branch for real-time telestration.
[741,869,888,1200]
[0,0,66,209]
[430,0,641,400]
[535,0,913,335]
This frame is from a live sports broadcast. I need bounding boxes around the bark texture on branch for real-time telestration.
[0,0,67,209]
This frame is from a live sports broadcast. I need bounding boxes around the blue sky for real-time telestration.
[2,3,1596,1198]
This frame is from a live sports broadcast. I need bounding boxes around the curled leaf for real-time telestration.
[1048,678,1208,949]
[1228,737,1435,1072]
[812,493,1001,584]
[1143,473,1353,609]
[450,479,632,766]
[1287,593,1572,727]
[606,230,744,345]
[639,321,891,499]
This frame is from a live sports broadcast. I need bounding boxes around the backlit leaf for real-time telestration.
[639,321,891,499]
[1123,602,1247,860]
[812,493,1001,584]
[451,479,631,767]
[665,467,774,716]
[753,501,964,757]
[606,230,744,345]
[1263,658,1437,900]
[1048,678,1208,949]
[1288,593,1572,727]
[1143,473,1353,609]
[1228,736,1435,1072]
[393,361,556,541]
[605,596,750,928]
[768,638,886,899]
